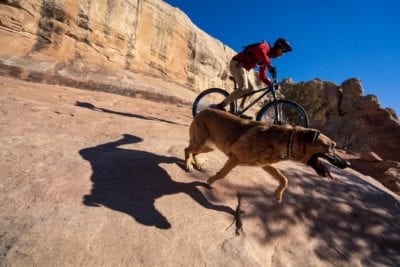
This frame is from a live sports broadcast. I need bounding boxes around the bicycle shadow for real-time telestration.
[80,134,234,229]
[75,101,189,126]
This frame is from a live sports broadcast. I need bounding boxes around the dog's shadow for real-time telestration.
[80,134,234,229]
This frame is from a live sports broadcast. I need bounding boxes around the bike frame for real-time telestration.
[193,72,308,126]
[234,76,281,122]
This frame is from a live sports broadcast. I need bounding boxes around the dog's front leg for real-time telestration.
[192,155,206,172]
[184,147,194,172]
[263,165,288,203]
[207,157,238,187]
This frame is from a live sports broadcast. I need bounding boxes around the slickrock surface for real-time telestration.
[1,1,399,196]
[1,76,400,266]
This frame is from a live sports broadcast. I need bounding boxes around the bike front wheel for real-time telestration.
[256,100,310,128]
[192,88,235,117]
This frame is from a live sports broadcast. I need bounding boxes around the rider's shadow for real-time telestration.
[80,134,234,229]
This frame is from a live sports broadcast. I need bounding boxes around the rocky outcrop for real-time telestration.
[281,78,400,195]
[281,78,399,161]
[0,0,235,99]
[340,79,382,114]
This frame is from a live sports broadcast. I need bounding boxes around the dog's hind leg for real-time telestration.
[263,165,288,203]
[207,157,238,187]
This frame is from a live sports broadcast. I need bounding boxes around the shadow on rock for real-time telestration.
[75,101,188,126]
[80,134,234,229]
[232,165,400,265]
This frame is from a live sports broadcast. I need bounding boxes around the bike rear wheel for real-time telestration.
[192,88,235,117]
[256,99,309,128]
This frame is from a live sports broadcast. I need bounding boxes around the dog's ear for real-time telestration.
[305,129,320,144]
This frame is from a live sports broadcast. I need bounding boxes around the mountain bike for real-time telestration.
[192,73,309,128]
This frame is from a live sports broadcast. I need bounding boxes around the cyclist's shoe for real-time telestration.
[239,114,253,120]
[209,103,226,112]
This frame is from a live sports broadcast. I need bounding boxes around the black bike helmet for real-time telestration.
[273,38,292,53]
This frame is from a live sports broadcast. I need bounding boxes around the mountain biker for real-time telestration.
[212,38,293,116]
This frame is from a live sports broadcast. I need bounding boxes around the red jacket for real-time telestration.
[233,42,272,86]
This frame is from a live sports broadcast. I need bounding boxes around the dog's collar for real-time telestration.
[287,127,296,160]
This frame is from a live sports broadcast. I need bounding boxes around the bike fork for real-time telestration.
[273,101,282,124]
[234,99,238,115]
[271,90,281,125]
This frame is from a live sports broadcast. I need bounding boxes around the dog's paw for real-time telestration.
[195,164,206,172]
[275,191,283,204]
[185,164,194,172]
[205,183,213,189]
[206,179,214,189]
[193,158,206,172]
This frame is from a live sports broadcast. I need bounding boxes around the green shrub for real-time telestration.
[283,82,327,126]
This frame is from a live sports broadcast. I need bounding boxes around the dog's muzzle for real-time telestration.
[308,152,351,179]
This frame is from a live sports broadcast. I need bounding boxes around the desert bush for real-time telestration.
[283,82,328,127]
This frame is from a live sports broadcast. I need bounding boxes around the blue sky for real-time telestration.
[164,0,400,115]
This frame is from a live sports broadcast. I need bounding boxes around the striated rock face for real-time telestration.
[0,0,235,98]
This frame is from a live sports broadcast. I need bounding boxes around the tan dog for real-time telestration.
[184,109,349,203]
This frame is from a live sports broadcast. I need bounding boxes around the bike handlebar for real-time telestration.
[268,65,278,86]
[270,74,278,89]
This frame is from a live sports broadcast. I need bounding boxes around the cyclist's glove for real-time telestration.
[268,65,277,76]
